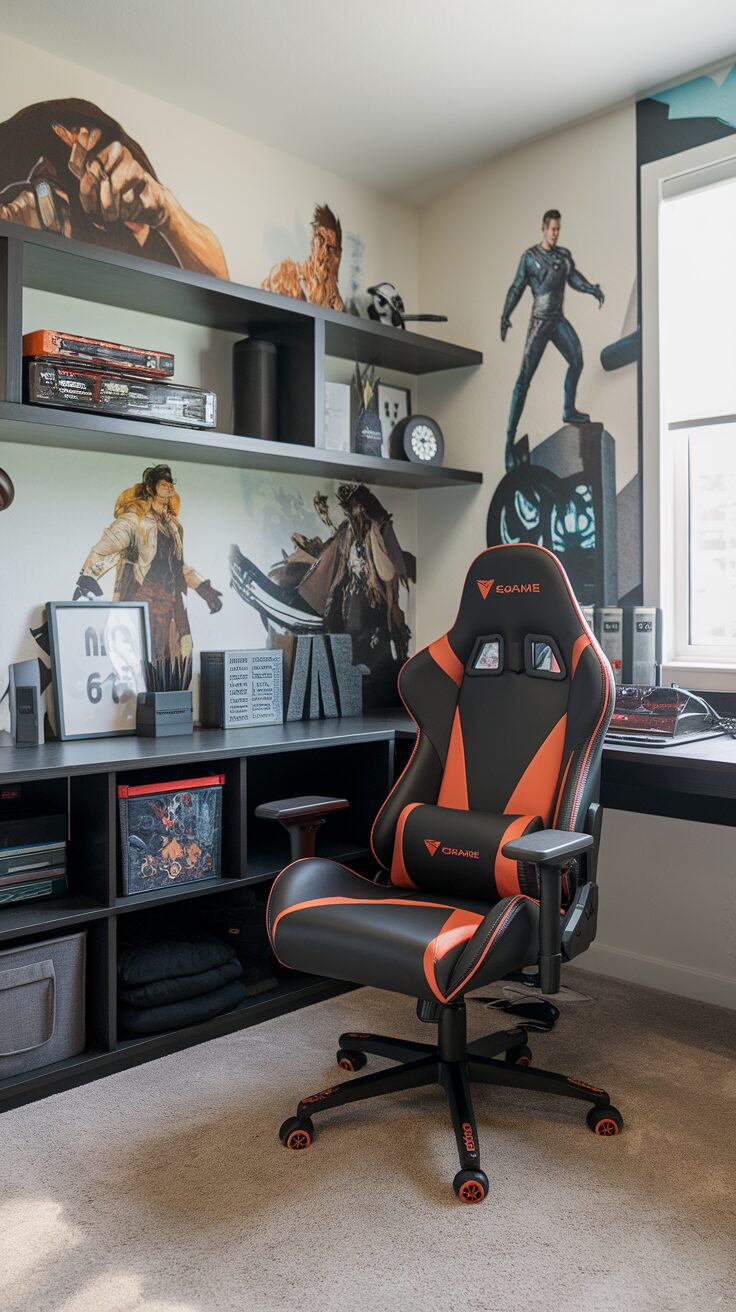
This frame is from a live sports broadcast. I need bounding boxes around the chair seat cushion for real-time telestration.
[267,858,540,1004]
[390,803,543,900]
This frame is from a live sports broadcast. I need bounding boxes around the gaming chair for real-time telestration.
[262,544,620,1203]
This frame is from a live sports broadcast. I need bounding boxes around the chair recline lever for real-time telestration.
[501,829,594,995]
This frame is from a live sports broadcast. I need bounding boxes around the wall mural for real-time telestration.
[0,98,229,278]
[261,203,345,310]
[230,483,414,709]
[73,463,224,674]
[488,208,617,607]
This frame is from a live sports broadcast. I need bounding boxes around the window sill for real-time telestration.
[663,663,736,693]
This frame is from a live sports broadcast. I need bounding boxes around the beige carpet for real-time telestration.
[1,968,735,1312]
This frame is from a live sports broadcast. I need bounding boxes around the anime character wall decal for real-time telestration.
[230,483,414,707]
[0,98,228,278]
[262,203,345,310]
[74,464,223,676]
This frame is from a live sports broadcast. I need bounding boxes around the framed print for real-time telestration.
[376,383,411,456]
[47,601,151,740]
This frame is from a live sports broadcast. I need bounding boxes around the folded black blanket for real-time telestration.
[118,933,236,987]
[118,978,248,1035]
[119,956,243,1009]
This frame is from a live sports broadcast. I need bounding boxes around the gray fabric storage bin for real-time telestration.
[0,930,86,1079]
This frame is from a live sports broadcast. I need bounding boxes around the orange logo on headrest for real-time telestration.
[424,839,441,857]
[476,579,494,599]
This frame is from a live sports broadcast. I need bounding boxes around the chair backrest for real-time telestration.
[371,544,615,897]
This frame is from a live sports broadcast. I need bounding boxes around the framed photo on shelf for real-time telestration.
[47,601,151,741]
[376,383,411,457]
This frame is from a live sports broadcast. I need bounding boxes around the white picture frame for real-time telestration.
[376,383,411,457]
[47,601,151,740]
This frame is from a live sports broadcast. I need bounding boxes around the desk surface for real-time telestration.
[1,708,734,795]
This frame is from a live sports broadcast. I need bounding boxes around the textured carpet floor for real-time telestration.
[0,968,734,1312]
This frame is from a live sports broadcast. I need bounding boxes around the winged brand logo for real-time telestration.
[477,578,541,596]
[423,838,480,860]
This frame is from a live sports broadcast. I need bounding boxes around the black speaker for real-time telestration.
[233,339,278,440]
[9,660,43,746]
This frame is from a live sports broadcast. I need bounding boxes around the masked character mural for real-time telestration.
[0,99,228,278]
[262,203,345,310]
[73,464,223,677]
[230,483,414,708]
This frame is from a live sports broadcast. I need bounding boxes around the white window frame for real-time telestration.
[641,138,736,691]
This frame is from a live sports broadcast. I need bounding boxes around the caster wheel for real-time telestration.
[336,1048,367,1072]
[586,1105,623,1137]
[279,1115,315,1150]
[504,1043,532,1067]
[453,1169,489,1204]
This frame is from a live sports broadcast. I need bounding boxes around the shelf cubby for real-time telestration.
[0,715,407,1110]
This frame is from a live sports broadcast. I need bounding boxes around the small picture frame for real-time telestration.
[47,601,151,740]
[376,383,411,457]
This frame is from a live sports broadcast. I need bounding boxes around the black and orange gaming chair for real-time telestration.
[263,543,620,1203]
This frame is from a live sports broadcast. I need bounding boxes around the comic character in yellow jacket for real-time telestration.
[74,464,222,670]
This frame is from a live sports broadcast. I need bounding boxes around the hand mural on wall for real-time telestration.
[0,99,228,278]
[230,483,415,708]
[501,208,604,471]
[74,464,222,679]
[262,204,345,310]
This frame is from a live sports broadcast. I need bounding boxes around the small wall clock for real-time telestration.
[389,414,445,465]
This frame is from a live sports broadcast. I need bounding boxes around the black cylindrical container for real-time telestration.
[233,338,277,440]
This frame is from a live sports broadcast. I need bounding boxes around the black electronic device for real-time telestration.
[14,686,39,746]
[606,685,723,748]
[8,660,43,746]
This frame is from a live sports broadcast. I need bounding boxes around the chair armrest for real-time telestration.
[501,829,593,995]
[255,796,349,823]
[500,829,593,866]
[255,795,349,862]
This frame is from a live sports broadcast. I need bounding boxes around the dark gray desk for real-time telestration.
[385,711,736,827]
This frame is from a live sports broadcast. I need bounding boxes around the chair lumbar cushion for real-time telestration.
[390,802,542,901]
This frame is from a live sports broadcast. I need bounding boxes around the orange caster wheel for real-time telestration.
[279,1115,315,1150]
[586,1105,623,1136]
[453,1169,489,1203]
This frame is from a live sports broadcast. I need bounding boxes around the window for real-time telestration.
[648,148,736,672]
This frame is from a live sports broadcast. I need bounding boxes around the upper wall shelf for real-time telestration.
[0,220,483,486]
[6,220,482,374]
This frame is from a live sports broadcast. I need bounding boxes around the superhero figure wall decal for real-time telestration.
[262,204,345,310]
[501,209,604,470]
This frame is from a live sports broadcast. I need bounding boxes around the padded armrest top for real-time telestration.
[255,795,349,822]
[501,829,593,865]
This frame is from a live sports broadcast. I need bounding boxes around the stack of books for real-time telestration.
[0,815,68,905]
[22,329,216,429]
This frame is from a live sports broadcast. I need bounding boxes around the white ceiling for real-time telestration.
[1,0,735,204]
